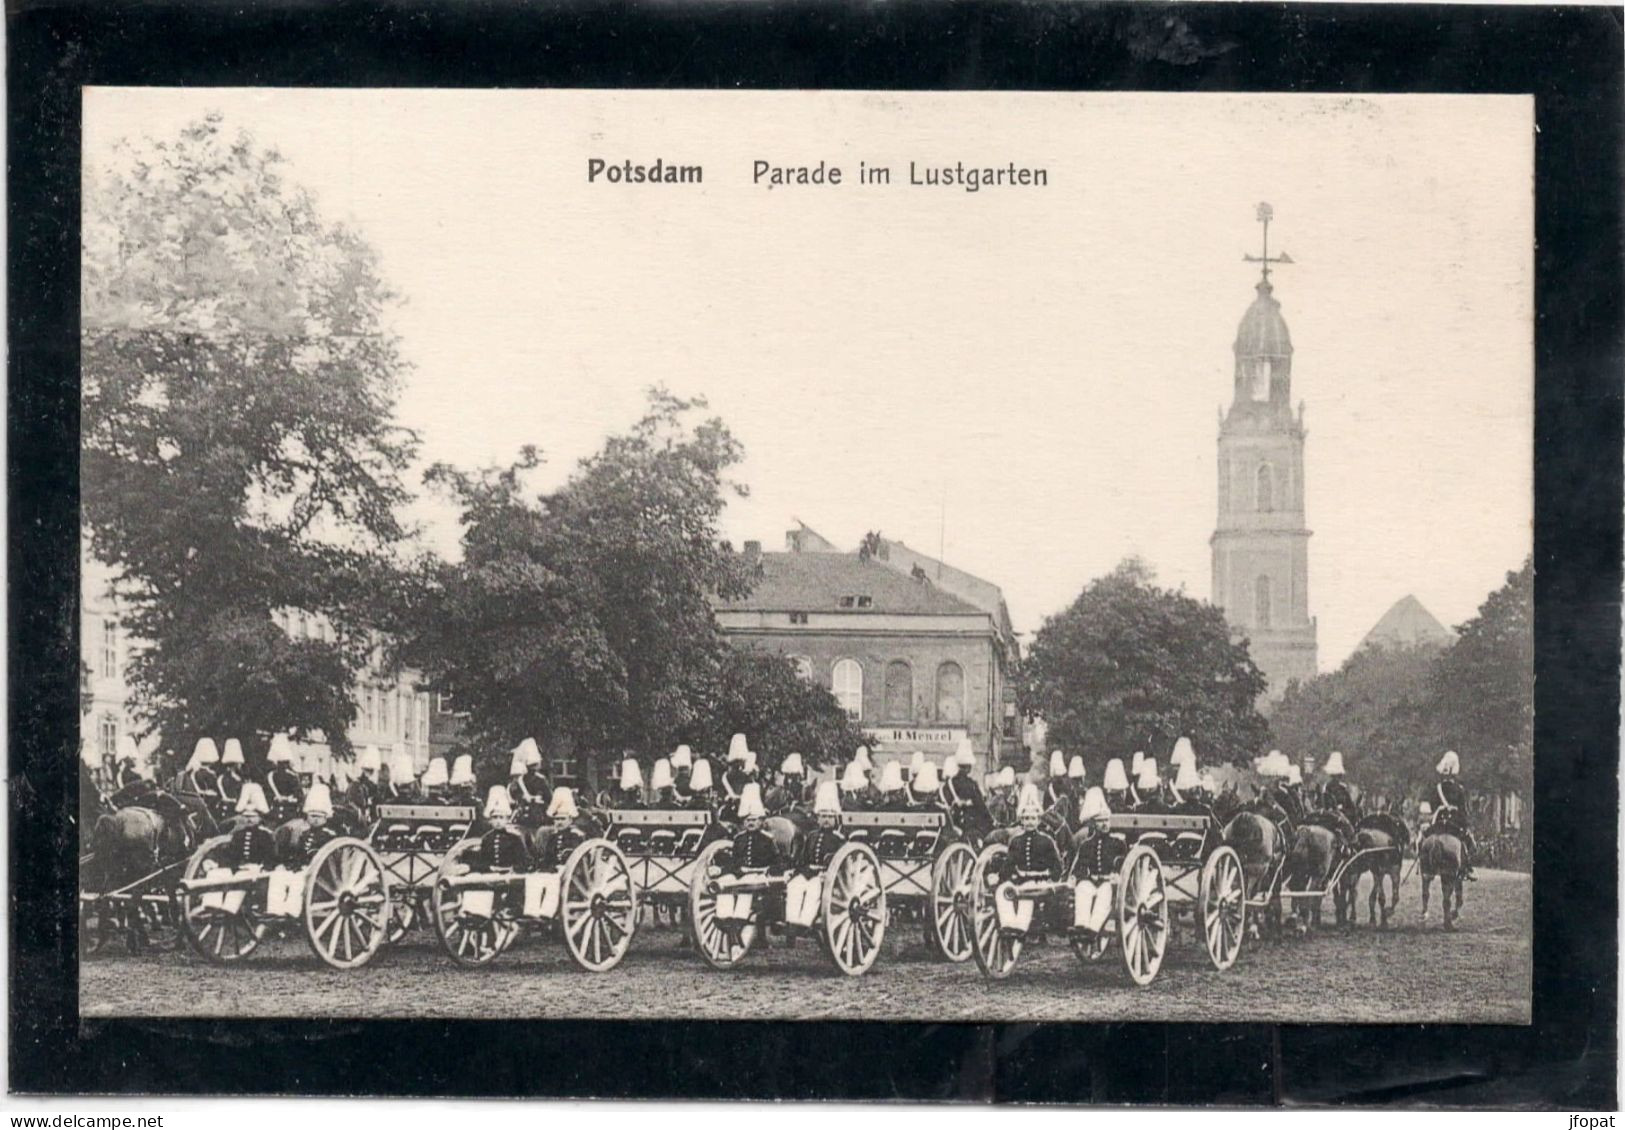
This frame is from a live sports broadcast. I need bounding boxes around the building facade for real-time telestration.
[713,527,1022,777]
[1210,207,1319,700]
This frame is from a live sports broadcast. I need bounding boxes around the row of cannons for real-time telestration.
[81,783,1464,985]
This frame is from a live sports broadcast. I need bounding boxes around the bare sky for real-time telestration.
[84,89,1533,671]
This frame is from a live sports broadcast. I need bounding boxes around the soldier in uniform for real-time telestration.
[217,739,247,810]
[615,757,646,809]
[720,735,753,822]
[996,785,1065,939]
[908,759,942,808]
[1134,759,1167,814]
[1170,759,1211,817]
[684,758,718,813]
[1042,750,1069,813]
[711,783,783,944]
[446,754,479,809]
[177,738,221,814]
[1069,786,1127,951]
[1066,754,1087,794]
[517,739,552,815]
[785,781,848,928]
[875,761,907,811]
[224,783,278,870]
[1320,751,1358,826]
[1281,763,1307,819]
[479,785,532,872]
[1127,752,1146,806]
[349,744,382,816]
[385,747,418,801]
[1102,758,1131,813]
[648,757,677,807]
[420,756,449,802]
[283,782,341,868]
[534,787,592,872]
[838,759,870,811]
[670,745,695,799]
[263,734,304,822]
[770,753,807,813]
[1428,750,1477,878]
[985,765,1017,827]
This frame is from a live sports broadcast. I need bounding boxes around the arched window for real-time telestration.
[884,660,913,722]
[936,661,965,724]
[1255,575,1272,628]
[1256,463,1274,512]
[790,655,813,682]
[832,659,863,721]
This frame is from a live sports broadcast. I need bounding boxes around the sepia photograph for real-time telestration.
[75,88,1534,1025]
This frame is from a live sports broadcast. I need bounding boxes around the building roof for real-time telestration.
[717,551,987,616]
[1235,280,1293,358]
[1359,595,1454,651]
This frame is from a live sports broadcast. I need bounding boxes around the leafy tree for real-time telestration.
[81,114,418,765]
[1022,558,1270,770]
[683,648,867,774]
[408,390,757,781]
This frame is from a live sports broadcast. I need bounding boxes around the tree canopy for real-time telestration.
[81,114,418,765]
[1021,558,1270,769]
[681,648,867,774]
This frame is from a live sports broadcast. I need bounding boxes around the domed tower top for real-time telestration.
[1231,203,1295,413]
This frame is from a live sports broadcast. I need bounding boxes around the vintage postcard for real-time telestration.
[77,88,1532,1023]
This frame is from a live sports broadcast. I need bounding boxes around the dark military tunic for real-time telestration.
[536,822,590,872]
[908,787,941,810]
[613,787,645,811]
[1267,784,1304,824]
[1006,827,1065,881]
[1071,830,1128,880]
[217,768,245,808]
[265,766,304,809]
[730,828,783,873]
[445,785,479,810]
[284,822,340,868]
[114,762,143,791]
[226,824,278,870]
[1044,780,1074,812]
[480,824,533,872]
[180,766,218,798]
[792,826,846,876]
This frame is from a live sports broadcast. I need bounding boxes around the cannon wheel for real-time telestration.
[560,838,638,972]
[822,842,886,976]
[928,841,977,963]
[1199,845,1246,971]
[1117,844,1168,987]
[969,843,1022,980]
[430,838,516,966]
[303,837,391,970]
[178,834,266,964]
[687,839,756,970]
[386,887,419,945]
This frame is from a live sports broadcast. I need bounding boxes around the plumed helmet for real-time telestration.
[737,782,767,819]
[450,755,475,787]
[727,733,750,763]
[914,760,941,793]
[943,758,962,779]
[853,745,873,772]
[670,744,693,770]
[1049,750,1066,777]
[1324,751,1346,777]
[302,782,333,817]
[546,787,579,820]
[484,785,513,819]
[1017,783,1044,818]
[422,758,449,788]
[1103,758,1129,791]
[1170,736,1195,769]
[840,760,868,792]
[878,761,905,793]
[1418,801,1433,816]
[688,758,714,792]
[1436,750,1460,776]
[650,758,674,790]
[996,766,1016,788]
[515,737,543,767]
[1068,755,1086,780]
[741,748,758,774]
[814,780,842,815]
[1136,758,1160,790]
[221,739,245,766]
[620,758,643,790]
[1174,759,1202,794]
[1286,764,1303,786]
[909,751,926,776]
[390,747,416,782]
[189,738,220,769]
[267,734,293,765]
[236,782,269,816]
[509,747,528,777]
[954,738,977,767]
[359,744,382,773]
[1078,786,1110,823]
[1131,751,1145,774]
[781,753,804,777]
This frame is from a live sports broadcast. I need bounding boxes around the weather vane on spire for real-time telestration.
[1244,201,1294,285]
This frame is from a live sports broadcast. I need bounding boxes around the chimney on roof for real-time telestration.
[785,529,802,553]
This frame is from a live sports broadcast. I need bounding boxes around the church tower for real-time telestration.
[1210,203,1318,699]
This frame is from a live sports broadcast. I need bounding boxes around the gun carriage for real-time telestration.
[838,808,980,962]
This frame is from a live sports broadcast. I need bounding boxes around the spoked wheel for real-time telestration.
[178,834,267,964]
[822,842,886,976]
[560,838,638,972]
[1199,846,1246,971]
[431,838,516,966]
[929,842,977,963]
[687,840,757,969]
[303,837,391,970]
[1117,844,1168,987]
[386,889,419,945]
[969,844,1022,980]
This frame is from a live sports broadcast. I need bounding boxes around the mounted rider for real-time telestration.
[385,747,419,801]
[986,765,1017,826]
[349,744,382,815]
[767,753,806,814]
[1319,751,1359,826]
[1427,750,1477,879]
[683,757,718,812]
[838,759,870,811]
[996,784,1066,938]
[1133,758,1167,814]
[1043,749,1072,812]
[1101,758,1131,813]
[263,734,305,822]
[615,757,646,810]
[1127,751,1146,807]
[176,738,221,814]
[420,757,450,802]
[1070,786,1127,948]
[1169,758,1210,817]
[217,739,248,809]
[446,755,479,809]
[908,760,942,809]
[786,781,847,927]
[875,760,908,811]
[648,757,677,808]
